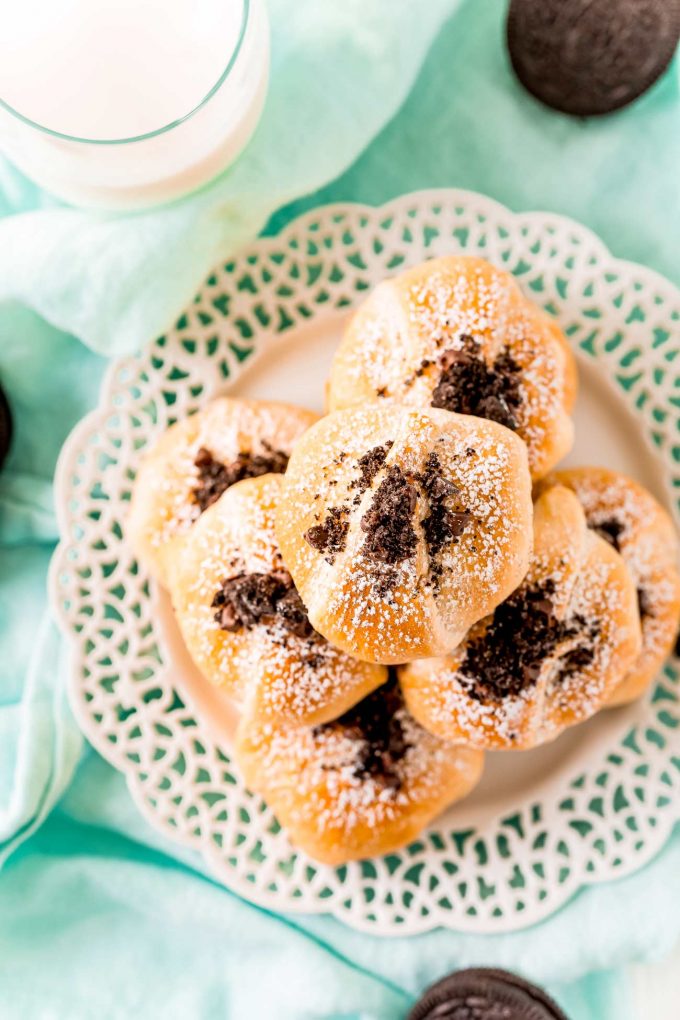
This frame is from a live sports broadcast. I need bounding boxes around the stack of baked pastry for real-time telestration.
[129,256,680,865]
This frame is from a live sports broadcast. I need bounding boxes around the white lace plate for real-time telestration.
[49,190,680,935]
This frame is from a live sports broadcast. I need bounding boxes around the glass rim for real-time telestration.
[0,0,250,146]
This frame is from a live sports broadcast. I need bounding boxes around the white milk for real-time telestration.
[0,0,269,208]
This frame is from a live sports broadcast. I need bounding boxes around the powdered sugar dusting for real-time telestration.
[128,398,317,579]
[238,697,482,848]
[332,257,574,478]
[278,404,532,662]
[169,472,382,725]
[401,486,642,749]
[550,467,680,681]
[430,426,531,621]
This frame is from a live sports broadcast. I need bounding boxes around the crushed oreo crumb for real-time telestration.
[211,569,314,638]
[312,450,474,590]
[361,466,418,565]
[431,335,523,431]
[314,672,410,789]
[593,517,625,552]
[351,442,393,493]
[555,639,597,681]
[419,452,473,558]
[193,444,289,513]
[637,587,653,622]
[304,506,349,563]
[303,651,327,670]
[275,587,316,637]
[459,579,598,701]
[371,565,402,600]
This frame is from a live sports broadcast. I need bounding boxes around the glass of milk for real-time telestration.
[0,0,269,209]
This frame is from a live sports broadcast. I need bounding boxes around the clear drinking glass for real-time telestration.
[0,0,269,210]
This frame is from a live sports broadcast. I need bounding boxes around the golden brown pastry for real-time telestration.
[328,256,576,480]
[128,397,318,585]
[276,403,533,664]
[539,467,680,705]
[166,473,384,726]
[235,673,484,865]
[400,484,642,750]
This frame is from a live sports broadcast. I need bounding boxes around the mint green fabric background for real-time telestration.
[1,1,679,1017]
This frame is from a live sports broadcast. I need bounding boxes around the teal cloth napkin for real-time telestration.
[1,1,679,1017]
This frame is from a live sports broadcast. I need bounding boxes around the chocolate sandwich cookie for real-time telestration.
[0,382,12,471]
[507,0,680,116]
[409,967,569,1020]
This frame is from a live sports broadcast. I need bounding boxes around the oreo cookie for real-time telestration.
[408,967,569,1020]
[0,382,12,471]
[507,0,680,116]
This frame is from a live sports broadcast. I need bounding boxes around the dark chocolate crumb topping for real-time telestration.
[361,466,418,565]
[371,566,402,601]
[314,671,411,789]
[593,518,652,622]
[459,579,598,701]
[275,587,316,637]
[304,506,350,563]
[431,335,523,431]
[352,442,393,492]
[637,587,653,622]
[305,452,472,587]
[305,449,471,590]
[193,443,289,513]
[555,639,597,682]
[419,452,473,557]
[592,516,625,553]
[211,569,314,638]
